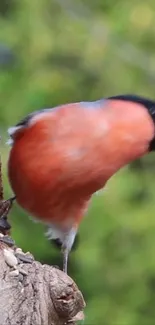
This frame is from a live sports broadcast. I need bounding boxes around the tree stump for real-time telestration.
[0,238,85,325]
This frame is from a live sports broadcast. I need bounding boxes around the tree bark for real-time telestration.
[0,240,85,325]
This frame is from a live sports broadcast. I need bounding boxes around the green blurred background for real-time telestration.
[1,0,155,324]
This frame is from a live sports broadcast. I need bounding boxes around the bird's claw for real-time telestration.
[0,217,11,232]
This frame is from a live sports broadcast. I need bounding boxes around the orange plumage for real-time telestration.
[7,95,155,272]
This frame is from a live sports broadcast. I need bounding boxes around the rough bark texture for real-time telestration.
[0,240,85,325]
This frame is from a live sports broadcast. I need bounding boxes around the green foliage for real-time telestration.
[1,0,155,323]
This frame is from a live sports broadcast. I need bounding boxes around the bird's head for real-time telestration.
[107,94,155,151]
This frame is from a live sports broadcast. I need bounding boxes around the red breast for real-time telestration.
[8,100,155,227]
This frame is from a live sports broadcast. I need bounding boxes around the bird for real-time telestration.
[7,94,155,273]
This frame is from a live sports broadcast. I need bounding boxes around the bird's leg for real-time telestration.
[62,246,69,274]
[61,227,77,274]
[46,225,77,274]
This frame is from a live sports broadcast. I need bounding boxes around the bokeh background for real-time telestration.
[1,0,155,324]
